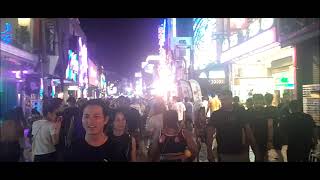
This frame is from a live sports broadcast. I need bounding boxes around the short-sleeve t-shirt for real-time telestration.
[65,138,119,162]
[32,120,58,155]
[172,102,186,121]
[281,112,315,152]
[208,107,248,154]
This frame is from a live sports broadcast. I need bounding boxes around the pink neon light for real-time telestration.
[40,78,44,89]
[293,46,297,98]
[78,37,88,87]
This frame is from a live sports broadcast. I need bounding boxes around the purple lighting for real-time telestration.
[79,37,88,88]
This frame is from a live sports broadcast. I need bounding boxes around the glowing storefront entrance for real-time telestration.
[221,27,296,104]
[229,45,296,104]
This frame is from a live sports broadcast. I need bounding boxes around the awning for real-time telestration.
[0,41,38,66]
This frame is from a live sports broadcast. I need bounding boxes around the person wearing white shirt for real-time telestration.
[32,98,64,162]
[146,101,166,146]
[172,97,186,128]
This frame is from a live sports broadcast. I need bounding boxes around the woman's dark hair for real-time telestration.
[105,108,126,135]
[253,94,265,106]
[163,110,179,129]
[42,98,63,117]
[264,93,273,106]
[109,108,126,123]
[233,96,240,103]
[81,99,108,118]
[67,96,77,105]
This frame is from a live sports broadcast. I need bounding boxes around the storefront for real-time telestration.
[1,18,40,118]
[220,18,296,104]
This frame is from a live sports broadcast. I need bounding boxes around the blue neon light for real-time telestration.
[1,23,13,44]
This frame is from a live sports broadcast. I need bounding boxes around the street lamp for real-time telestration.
[18,18,31,27]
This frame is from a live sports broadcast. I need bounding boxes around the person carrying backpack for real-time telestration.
[206,90,260,162]
[149,110,198,162]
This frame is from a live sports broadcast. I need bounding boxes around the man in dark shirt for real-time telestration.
[65,99,120,161]
[281,100,317,162]
[206,90,259,162]
[264,93,282,161]
[249,94,274,162]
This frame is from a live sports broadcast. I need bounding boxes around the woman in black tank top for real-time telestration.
[108,109,137,162]
[149,110,198,162]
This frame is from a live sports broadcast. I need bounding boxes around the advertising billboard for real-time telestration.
[193,18,217,70]
[65,50,79,82]
[88,58,99,86]
[78,37,88,88]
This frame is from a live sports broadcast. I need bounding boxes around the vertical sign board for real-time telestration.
[303,84,320,126]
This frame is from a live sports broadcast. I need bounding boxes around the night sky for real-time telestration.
[80,18,161,78]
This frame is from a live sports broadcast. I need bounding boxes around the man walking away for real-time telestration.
[206,90,260,162]
[281,100,317,162]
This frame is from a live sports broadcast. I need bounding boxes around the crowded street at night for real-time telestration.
[0,18,319,162]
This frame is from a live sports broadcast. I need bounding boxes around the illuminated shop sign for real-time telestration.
[208,70,226,84]
[223,18,275,52]
[158,19,166,59]
[1,22,13,44]
[274,71,294,89]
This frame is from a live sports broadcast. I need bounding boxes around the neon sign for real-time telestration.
[158,20,166,60]
[1,23,13,44]
[40,78,44,99]
[66,50,79,82]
